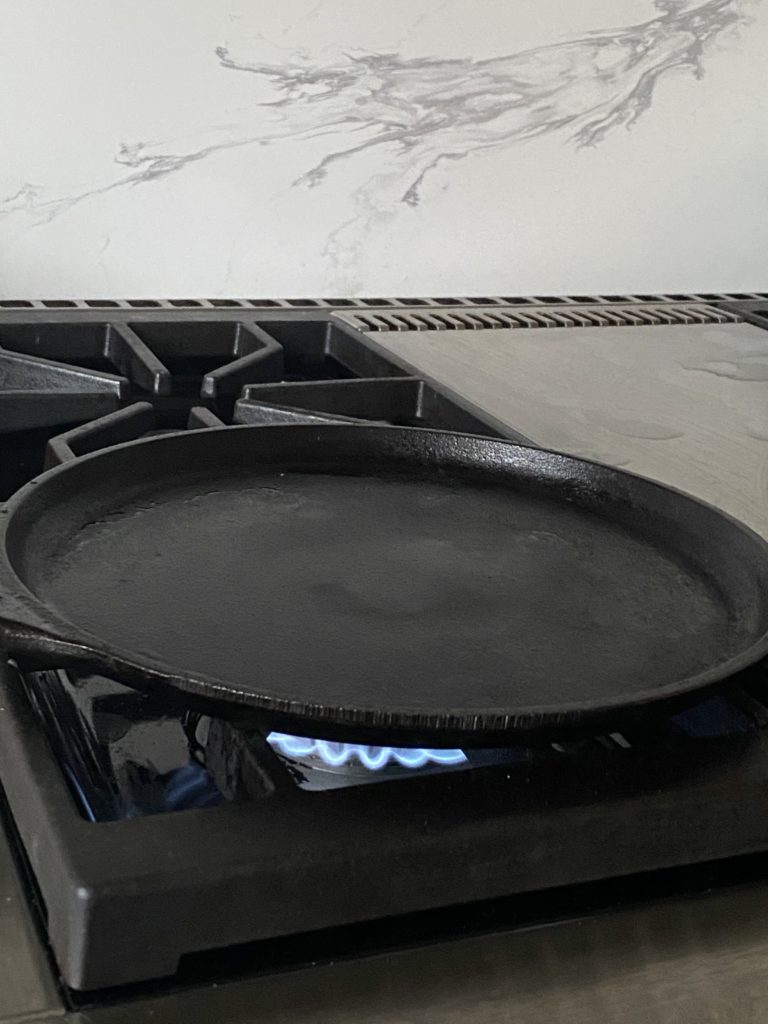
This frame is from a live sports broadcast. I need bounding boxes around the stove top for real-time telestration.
[1,293,768,996]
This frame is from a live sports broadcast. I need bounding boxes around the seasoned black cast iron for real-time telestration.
[0,424,767,745]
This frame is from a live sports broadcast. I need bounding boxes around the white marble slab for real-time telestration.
[0,0,765,298]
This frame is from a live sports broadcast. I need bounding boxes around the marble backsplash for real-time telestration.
[0,0,765,299]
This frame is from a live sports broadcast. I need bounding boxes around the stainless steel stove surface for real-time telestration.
[1,292,768,1022]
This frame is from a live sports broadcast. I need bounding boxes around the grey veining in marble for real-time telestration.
[0,0,763,297]
[219,0,747,196]
[0,3,753,243]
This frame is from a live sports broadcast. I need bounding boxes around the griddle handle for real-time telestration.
[0,597,155,688]
[0,556,116,675]
[0,549,186,695]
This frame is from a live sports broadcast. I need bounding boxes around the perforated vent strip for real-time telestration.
[0,294,763,311]
[339,304,742,332]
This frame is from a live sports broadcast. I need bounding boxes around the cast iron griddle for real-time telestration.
[1,425,767,745]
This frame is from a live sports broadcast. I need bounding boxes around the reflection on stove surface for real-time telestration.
[20,670,482,815]
[20,667,764,821]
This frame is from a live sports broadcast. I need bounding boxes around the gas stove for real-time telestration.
[2,292,768,1019]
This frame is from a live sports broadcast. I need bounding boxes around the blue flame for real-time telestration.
[267,732,467,771]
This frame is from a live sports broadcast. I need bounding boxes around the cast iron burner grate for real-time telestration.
[1,298,768,993]
[0,310,509,497]
[2,651,768,991]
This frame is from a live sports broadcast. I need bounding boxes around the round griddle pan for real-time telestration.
[0,424,767,746]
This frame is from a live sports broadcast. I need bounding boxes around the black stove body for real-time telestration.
[1,292,768,994]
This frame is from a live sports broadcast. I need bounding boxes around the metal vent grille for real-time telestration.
[0,294,763,312]
[337,304,742,332]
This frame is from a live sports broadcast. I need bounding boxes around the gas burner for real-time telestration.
[266,732,468,789]
[20,666,764,823]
